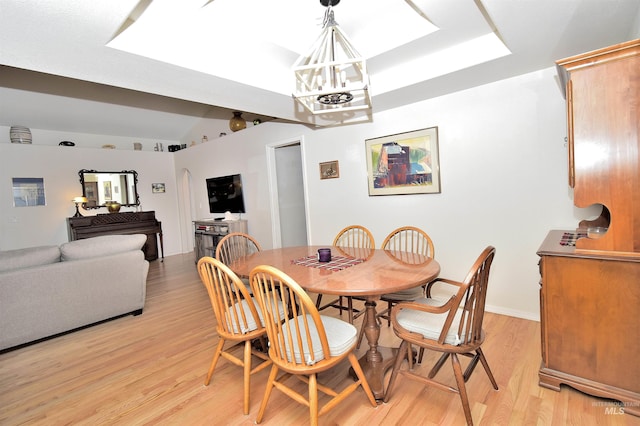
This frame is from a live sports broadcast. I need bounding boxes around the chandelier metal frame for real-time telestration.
[292,0,371,115]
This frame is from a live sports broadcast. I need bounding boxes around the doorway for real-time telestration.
[266,137,309,248]
[179,168,195,254]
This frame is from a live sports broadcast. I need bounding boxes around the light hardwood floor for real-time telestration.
[1,253,638,425]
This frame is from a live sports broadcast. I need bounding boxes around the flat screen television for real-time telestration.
[206,174,246,214]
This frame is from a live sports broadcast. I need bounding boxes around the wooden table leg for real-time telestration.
[349,297,397,401]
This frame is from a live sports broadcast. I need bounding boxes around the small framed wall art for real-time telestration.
[319,160,340,180]
[151,183,166,193]
[12,177,46,206]
[365,126,440,196]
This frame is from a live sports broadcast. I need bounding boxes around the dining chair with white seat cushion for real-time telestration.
[355,225,435,349]
[383,246,498,426]
[250,264,377,426]
[197,256,281,415]
[215,232,262,289]
[378,226,435,325]
[316,225,376,323]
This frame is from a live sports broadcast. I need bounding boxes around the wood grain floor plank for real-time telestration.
[1,253,639,425]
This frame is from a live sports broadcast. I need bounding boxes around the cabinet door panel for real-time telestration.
[543,255,640,392]
[558,40,640,252]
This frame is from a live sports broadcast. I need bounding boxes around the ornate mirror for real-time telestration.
[78,169,140,209]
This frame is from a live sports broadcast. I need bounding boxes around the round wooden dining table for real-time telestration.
[227,245,441,400]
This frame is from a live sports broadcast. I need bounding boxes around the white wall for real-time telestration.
[172,123,299,246]
[2,126,177,151]
[0,134,181,255]
[173,67,599,321]
[1,66,599,321]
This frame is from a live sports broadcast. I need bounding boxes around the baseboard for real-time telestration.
[485,303,540,322]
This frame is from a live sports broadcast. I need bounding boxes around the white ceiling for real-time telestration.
[0,0,639,138]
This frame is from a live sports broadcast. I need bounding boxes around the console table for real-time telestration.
[67,211,163,261]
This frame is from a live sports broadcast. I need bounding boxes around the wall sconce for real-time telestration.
[72,196,88,217]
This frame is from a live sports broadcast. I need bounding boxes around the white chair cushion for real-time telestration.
[226,297,285,334]
[396,297,464,345]
[281,315,357,365]
[382,286,424,301]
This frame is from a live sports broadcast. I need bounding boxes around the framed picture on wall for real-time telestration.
[152,183,165,193]
[365,127,440,196]
[83,182,98,207]
[319,160,339,179]
[103,181,112,199]
[12,177,46,206]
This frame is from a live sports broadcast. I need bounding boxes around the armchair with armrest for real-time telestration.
[384,246,498,426]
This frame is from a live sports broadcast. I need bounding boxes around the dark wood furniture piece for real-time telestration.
[228,245,441,400]
[537,230,640,416]
[542,39,640,417]
[67,211,163,261]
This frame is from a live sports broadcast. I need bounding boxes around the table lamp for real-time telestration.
[72,196,88,217]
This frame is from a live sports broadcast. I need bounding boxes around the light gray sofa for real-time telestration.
[0,234,149,351]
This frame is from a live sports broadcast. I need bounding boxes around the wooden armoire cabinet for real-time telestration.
[557,38,640,252]
[538,39,640,416]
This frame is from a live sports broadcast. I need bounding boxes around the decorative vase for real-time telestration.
[229,111,247,132]
[106,202,121,213]
[10,126,32,144]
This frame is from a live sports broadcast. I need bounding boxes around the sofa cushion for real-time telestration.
[0,246,61,273]
[60,234,146,261]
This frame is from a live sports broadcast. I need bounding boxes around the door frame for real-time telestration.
[265,136,311,248]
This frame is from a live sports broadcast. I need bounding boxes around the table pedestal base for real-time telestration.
[349,346,397,400]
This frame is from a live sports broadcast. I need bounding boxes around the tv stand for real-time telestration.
[193,219,248,263]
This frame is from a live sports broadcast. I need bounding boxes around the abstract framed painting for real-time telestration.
[365,127,440,196]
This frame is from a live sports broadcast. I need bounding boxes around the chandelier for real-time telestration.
[292,0,371,115]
